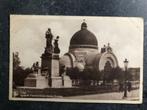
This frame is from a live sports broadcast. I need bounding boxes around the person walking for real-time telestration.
[119,82,124,92]
[127,81,132,92]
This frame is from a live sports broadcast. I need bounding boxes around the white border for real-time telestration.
[9,15,144,104]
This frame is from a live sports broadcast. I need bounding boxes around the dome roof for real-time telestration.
[69,22,98,49]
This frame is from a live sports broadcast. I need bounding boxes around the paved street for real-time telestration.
[64,89,139,101]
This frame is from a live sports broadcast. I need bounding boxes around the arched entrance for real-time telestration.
[103,61,112,84]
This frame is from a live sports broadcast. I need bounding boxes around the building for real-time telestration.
[128,68,140,81]
[60,22,118,75]
[24,21,119,88]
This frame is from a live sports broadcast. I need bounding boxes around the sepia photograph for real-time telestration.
[9,15,143,104]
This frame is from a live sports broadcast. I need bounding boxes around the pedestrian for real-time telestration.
[127,81,132,92]
[119,82,123,92]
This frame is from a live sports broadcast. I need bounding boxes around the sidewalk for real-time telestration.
[64,89,139,101]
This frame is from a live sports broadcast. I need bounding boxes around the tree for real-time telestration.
[101,66,124,85]
[13,52,32,87]
[13,67,32,86]
[13,52,20,70]
[66,67,80,79]
[102,61,112,84]
[110,67,123,82]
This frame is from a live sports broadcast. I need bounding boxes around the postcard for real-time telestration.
[9,15,143,104]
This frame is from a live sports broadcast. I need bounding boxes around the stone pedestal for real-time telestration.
[50,77,62,88]
[51,56,60,77]
[24,76,36,87]
[41,54,52,74]
[62,75,72,87]
[36,75,49,88]
[24,73,49,89]
[49,53,63,87]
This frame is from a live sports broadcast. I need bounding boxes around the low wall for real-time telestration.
[16,85,119,98]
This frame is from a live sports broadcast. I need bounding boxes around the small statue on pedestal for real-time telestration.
[107,43,112,52]
[53,36,60,54]
[32,62,39,74]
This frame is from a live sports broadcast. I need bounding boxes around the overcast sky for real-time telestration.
[10,15,143,68]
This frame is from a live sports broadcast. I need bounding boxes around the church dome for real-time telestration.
[69,22,98,49]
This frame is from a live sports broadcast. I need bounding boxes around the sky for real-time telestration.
[10,15,143,68]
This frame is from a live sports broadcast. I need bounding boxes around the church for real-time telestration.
[60,21,118,73]
[24,21,119,88]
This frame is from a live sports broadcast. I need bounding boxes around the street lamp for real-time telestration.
[123,58,129,98]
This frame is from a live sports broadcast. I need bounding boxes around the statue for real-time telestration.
[107,43,112,52]
[31,63,35,72]
[101,45,106,53]
[45,28,53,54]
[53,36,60,54]
[45,28,53,47]
[31,62,39,73]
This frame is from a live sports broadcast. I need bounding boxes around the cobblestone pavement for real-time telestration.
[64,89,140,101]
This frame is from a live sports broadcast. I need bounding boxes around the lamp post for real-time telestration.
[123,58,129,98]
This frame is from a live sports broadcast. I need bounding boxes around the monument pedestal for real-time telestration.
[49,53,63,88]
[24,73,49,88]
[36,74,49,88]
[50,77,62,88]
[24,74,36,87]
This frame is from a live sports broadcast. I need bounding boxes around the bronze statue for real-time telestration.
[45,28,53,47]
[45,28,53,54]
[53,36,60,54]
